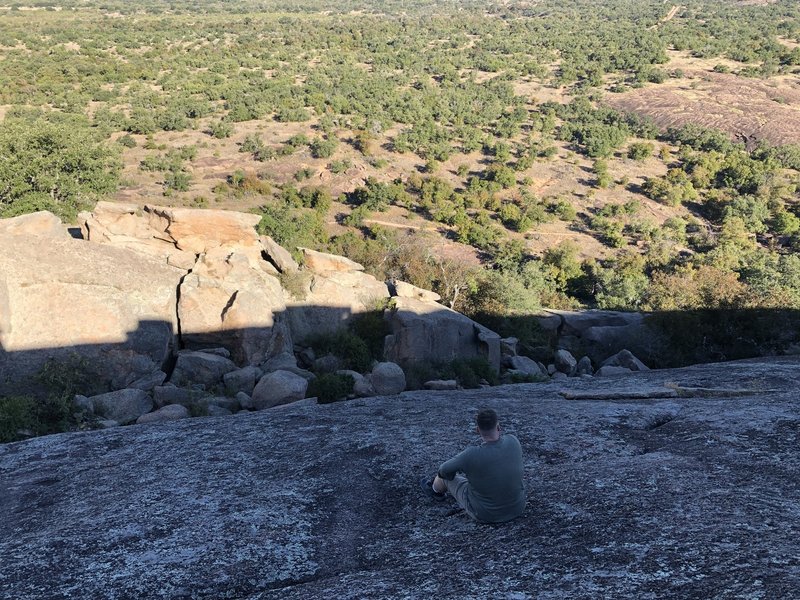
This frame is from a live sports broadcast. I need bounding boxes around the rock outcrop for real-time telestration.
[1,357,798,598]
[383,296,501,373]
[538,309,659,365]
[285,249,390,343]
[0,218,181,395]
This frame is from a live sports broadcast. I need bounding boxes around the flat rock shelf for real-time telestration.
[2,357,799,599]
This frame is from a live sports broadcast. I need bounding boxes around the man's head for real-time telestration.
[475,408,499,439]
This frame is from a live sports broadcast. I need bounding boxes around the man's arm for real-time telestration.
[437,447,473,481]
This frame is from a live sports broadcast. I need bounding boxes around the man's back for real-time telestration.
[438,434,526,523]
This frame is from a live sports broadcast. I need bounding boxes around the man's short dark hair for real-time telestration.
[476,409,498,433]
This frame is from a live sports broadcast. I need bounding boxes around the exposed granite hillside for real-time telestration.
[2,358,799,599]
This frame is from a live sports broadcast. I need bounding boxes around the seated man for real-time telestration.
[430,408,526,523]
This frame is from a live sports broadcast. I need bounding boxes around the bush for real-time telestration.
[307,373,355,404]
[308,330,374,373]
[0,396,38,443]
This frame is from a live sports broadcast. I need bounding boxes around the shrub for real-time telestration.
[0,396,38,443]
[308,373,355,404]
[308,330,373,373]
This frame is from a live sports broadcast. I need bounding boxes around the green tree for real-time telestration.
[0,117,121,220]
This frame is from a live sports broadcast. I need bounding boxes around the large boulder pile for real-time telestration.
[2,357,798,598]
[536,308,661,366]
[1,205,508,422]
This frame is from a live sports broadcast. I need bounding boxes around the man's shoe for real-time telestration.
[420,477,446,501]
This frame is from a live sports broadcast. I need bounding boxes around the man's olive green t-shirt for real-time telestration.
[437,434,526,523]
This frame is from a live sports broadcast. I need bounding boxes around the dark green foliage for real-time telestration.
[0,354,98,443]
[308,330,373,373]
[349,310,390,361]
[646,309,800,368]
[0,115,121,221]
[310,136,338,159]
[347,177,409,211]
[0,396,38,443]
[208,120,233,139]
[308,373,355,404]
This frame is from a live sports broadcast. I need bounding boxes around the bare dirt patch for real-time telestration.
[607,68,800,147]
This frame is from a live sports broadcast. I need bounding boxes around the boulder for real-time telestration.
[73,395,94,414]
[223,366,263,396]
[300,248,364,273]
[78,202,197,270]
[596,365,633,377]
[89,389,153,425]
[136,404,190,425]
[261,353,315,380]
[313,354,341,374]
[337,370,375,397]
[260,235,299,273]
[250,370,308,410]
[206,396,241,412]
[551,371,568,381]
[286,270,389,343]
[370,362,406,395]
[602,349,649,372]
[383,297,501,373]
[153,385,207,409]
[541,309,662,366]
[506,356,546,378]
[391,280,441,303]
[178,247,293,365]
[169,350,237,388]
[554,349,578,376]
[576,356,594,376]
[500,337,519,357]
[206,405,232,417]
[143,205,263,256]
[235,391,253,410]
[0,211,69,238]
[127,370,168,392]
[0,230,181,396]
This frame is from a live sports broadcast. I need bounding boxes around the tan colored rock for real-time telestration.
[0,211,69,238]
[145,205,262,254]
[300,248,364,274]
[79,202,197,269]
[260,235,299,273]
[286,270,389,342]
[79,203,267,271]
[392,280,440,303]
[178,247,292,365]
[0,233,181,395]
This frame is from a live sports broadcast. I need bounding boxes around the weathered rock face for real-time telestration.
[0,231,181,395]
[383,297,501,372]
[177,247,291,365]
[0,211,70,239]
[1,358,799,598]
[286,252,389,343]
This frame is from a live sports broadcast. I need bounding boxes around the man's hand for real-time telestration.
[432,475,447,494]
